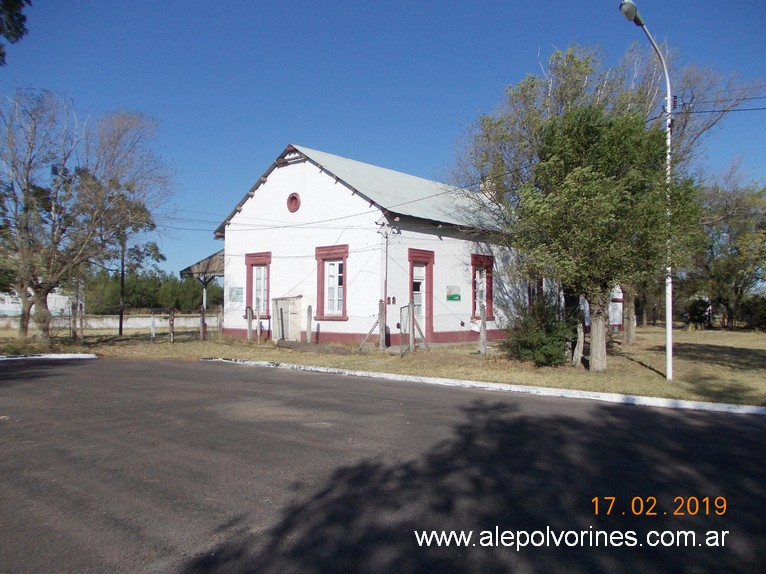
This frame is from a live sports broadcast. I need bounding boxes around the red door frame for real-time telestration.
[408,248,434,341]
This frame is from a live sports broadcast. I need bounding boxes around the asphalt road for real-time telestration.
[0,358,764,574]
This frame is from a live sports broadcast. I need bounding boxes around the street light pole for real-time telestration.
[619,0,674,381]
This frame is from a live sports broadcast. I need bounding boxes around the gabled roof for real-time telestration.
[214,144,493,238]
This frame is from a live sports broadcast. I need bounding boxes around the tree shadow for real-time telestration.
[650,342,766,372]
[618,353,665,378]
[77,330,200,346]
[676,375,766,406]
[178,401,766,574]
[0,359,85,387]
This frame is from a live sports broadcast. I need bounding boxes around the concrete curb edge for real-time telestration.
[0,353,98,361]
[203,357,766,416]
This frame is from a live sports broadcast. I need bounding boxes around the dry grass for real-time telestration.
[2,327,764,406]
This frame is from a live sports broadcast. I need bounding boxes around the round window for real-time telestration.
[287,192,301,213]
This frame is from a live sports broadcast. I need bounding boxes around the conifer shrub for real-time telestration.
[502,294,577,367]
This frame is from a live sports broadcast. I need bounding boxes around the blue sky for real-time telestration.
[3,0,764,274]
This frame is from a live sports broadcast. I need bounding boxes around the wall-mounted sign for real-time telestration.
[446,286,461,301]
[229,287,243,303]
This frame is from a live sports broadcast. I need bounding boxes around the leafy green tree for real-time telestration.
[513,106,667,370]
[155,275,222,312]
[685,166,766,327]
[177,278,202,311]
[737,294,766,330]
[0,0,30,66]
[155,274,181,310]
[0,265,12,292]
[453,44,760,364]
[84,269,120,314]
[123,269,164,309]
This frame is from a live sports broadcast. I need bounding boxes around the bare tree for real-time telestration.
[0,88,172,341]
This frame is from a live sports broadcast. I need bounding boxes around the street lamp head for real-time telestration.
[619,0,645,26]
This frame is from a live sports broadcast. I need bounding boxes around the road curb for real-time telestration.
[203,357,766,416]
[0,353,98,361]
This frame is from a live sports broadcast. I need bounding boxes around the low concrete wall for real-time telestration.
[0,314,220,331]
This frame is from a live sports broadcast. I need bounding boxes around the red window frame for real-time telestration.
[246,252,272,318]
[315,244,349,321]
[471,254,494,321]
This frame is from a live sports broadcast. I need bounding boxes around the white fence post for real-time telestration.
[479,303,487,356]
[379,299,386,350]
[246,306,253,343]
[307,305,313,344]
[409,300,415,352]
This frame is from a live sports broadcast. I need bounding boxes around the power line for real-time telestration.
[684,94,766,107]
[678,106,766,115]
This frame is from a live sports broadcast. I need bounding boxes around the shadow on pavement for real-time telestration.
[0,359,91,387]
[178,400,765,574]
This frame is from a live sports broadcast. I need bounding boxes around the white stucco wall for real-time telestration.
[223,158,384,338]
[0,290,71,317]
[221,157,515,342]
[384,225,511,340]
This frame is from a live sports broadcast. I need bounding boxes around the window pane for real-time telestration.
[323,258,345,315]
[253,265,268,313]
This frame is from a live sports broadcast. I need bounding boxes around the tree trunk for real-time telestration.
[623,286,637,346]
[562,286,584,368]
[573,321,584,368]
[17,289,32,338]
[589,293,608,372]
[32,288,53,345]
[640,296,648,328]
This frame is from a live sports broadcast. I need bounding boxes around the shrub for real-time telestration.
[738,295,766,330]
[684,298,711,328]
[502,294,576,367]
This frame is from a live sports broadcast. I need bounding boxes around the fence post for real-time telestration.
[245,306,253,343]
[151,311,156,342]
[256,304,262,344]
[70,301,75,340]
[378,299,386,350]
[408,300,415,352]
[307,305,313,344]
[169,308,175,344]
[200,305,207,341]
[77,303,84,341]
[479,303,487,356]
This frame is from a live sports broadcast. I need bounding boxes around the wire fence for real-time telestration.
[0,308,222,342]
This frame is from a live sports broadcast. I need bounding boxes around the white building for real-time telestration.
[208,144,519,345]
[0,290,72,317]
